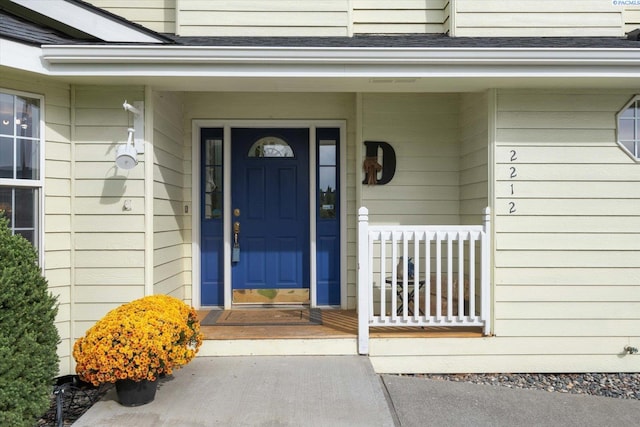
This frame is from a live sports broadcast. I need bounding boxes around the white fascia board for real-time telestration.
[0,39,46,74]
[11,0,163,43]
[40,45,640,78]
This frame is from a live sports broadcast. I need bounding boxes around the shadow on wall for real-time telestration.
[100,175,128,203]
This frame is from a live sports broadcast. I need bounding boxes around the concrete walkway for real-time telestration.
[383,374,640,427]
[74,356,640,427]
[74,356,395,427]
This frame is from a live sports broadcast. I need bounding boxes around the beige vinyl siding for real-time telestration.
[492,89,640,369]
[370,335,639,373]
[624,7,640,33]
[183,92,357,307]
[453,0,624,37]
[361,93,461,225]
[352,0,447,34]
[177,0,349,37]
[459,91,488,225]
[152,91,188,300]
[71,86,146,341]
[0,68,73,374]
[85,0,176,33]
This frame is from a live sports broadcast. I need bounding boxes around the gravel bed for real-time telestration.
[406,373,640,400]
[37,381,112,426]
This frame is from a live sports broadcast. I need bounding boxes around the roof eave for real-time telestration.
[8,0,167,43]
[39,44,640,78]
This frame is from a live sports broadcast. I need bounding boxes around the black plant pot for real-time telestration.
[115,378,158,407]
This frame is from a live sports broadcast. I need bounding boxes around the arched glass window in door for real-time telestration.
[248,136,294,158]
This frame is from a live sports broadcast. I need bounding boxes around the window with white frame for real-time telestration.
[617,96,640,160]
[0,90,43,254]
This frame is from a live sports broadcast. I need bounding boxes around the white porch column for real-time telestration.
[357,207,370,355]
[481,207,492,335]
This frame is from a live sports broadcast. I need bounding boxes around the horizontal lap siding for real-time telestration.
[0,69,73,374]
[361,93,461,225]
[624,7,640,32]
[454,0,623,37]
[371,90,640,373]
[85,0,175,33]
[494,89,640,359]
[352,0,447,34]
[153,91,188,301]
[72,86,146,342]
[459,92,488,225]
[177,0,349,36]
[370,336,639,373]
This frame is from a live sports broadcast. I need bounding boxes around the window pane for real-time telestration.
[16,229,34,244]
[621,141,636,156]
[15,96,39,138]
[205,138,222,166]
[319,166,336,219]
[16,138,38,179]
[204,137,223,220]
[620,104,636,118]
[319,140,336,165]
[0,136,13,178]
[0,187,11,226]
[619,119,635,140]
[248,136,294,158]
[205,166,222,219]
[14,187,35,228]
[0,93,14,136]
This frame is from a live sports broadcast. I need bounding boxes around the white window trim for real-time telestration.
[616,94,640,163]
[0,87,45,266]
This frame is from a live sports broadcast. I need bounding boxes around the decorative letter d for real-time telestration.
[362,141,396,185]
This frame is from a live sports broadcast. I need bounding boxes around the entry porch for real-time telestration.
[196,308,483,357]
[195,208,492,368]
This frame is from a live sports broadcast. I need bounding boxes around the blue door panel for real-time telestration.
[318,236,337,281]
[245,237,266,287]
[278,167,296,218]
[201,235,223,304]
[277,237,298,284]
[247,167,265,219]
[231,128,310,292]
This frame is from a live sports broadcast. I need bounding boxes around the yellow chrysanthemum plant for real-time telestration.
[73,295,203,386]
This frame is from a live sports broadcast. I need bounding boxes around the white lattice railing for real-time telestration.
[357,207,491,355]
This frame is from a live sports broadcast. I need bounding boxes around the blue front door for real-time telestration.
[231,128,310,298]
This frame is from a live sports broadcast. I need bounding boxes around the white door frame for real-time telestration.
[191,119,346,309]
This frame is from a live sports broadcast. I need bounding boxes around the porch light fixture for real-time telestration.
[115,100,145,169]
[115,127,137,169]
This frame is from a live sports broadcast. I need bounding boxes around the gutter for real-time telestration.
[38,44,640,78]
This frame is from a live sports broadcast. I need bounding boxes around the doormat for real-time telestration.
[201,309,322,326]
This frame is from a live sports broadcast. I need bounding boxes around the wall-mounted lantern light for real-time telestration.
[115,128,137,169]
[115,100,144,169]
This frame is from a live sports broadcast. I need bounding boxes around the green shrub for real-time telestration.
[0,215,59,427]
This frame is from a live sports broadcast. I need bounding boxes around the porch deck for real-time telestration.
[197,309,482,357]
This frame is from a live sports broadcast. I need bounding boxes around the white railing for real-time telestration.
[357,207,491,355]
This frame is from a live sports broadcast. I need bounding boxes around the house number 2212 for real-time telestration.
[508,150,517,214]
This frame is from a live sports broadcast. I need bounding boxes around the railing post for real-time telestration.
[357,207,370,354]
[482,207,491,335]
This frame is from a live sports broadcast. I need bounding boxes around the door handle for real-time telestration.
[232,221,240,263]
